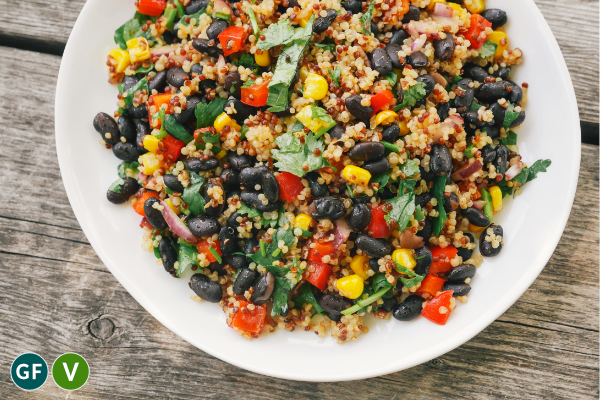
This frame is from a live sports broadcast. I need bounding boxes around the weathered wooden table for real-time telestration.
[0,0,598,398]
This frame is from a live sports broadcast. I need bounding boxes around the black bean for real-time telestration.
[116,115,136,142]
[189,274,222,303]
[494,144,509,177]
[207,261,227,276]
[370,48,392,76]
[370,21,379,36]
[480,8,507,30]
[149,70,168,93]
[185,0,210,14]
[388,30,408,47]
[510,110,526,128]
[198,76,217,95]
[348,142,385,162]
[506,81,523,104]
[353,196,373,205]
[433,34,455,61]
[416,74,436,95]
[462,207,490,227]
[483,124,500,140]
[345,94,373,119]
[363,157,390,176]
[143,197,168,230]
[318,294,349,321]
[475,80,511,102]
[93,112,120,144]
[463,110,490,129]
[227,211,242,228]
[342,0,361,13]
[251,271,275,305]
[480,224,503,257]
[380,296,398,313]
[416,218,433,243]
[227,153,253,170]
[112,142,139,162]
[454,78,475,110]
[224,254,248,270]
[187,216,220,237]
[463,64,489,83]
[493,66,510,80]
[379,185,397,200]
[443,282,471,296]
[162,30,177,44]
[402,5,420,23]
[202,180,225,214]
[223,96,252,124]
[206,19,229,40]
[429,143,452,175]
[186,157,219,172]
[126,104,148,119]
[392,295,424,321]
[488,102,505,125]
[218,226,238,256]
[306,172,328,198]
[381,125,400,143]
[122,75,139,92]
[240,191,281,212]
[159,237,178,273]
[313,15,332,33]
[233,268,258,295]
[174,94,203,124]
[480,145,496,166]
[386,43,403,69]
[310,196,346,220]
[355,234,390,258]
[406,51,428,68]
[347,203,371,231]
[261,171,280,202]
[414,194,432,209]
[191,38,224,58]
[456,233,475,261]
[239,165,268,187]
[419,164,436,182]
[328,123,345,140]
[106,177,139,204]
[221,72,242,100]
[166,67,189,88]
[162,174,183,193]
[220,168,239,185]
[447,263,476,282]
[413,246,432,276]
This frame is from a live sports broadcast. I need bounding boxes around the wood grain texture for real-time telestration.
[0,0,597,123]
[0,45,598,398]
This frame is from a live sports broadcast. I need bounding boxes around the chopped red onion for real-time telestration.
[433,3,454,17]
[431,15,458,32]
[411,36,427,52]
[451,160,483,181]
[472,200,487,210]
[505,163,523,180]
[160,200,197,244]
[332,218,351,248]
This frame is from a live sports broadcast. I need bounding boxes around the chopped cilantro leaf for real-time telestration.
[249,228,295,268]
[478,40,498,58]
[328,66,341,86]
[108,178,125,193]
[360,1,375,35]
[181,172,206,215]
[177,240,199,276]
[196,97,227,129]
[295,284,325,314]
[385,71,398,87]
[503,101,520,130]
[271,132,328,177]
[432,175,447,236]
[384,191,415,231]
[500,130,518,146]
[394,82,427,110]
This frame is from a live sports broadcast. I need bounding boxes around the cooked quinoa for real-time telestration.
[95,0,551,342]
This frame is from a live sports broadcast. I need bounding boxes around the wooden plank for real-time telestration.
[0,45,598,397]
[0,0,597,123]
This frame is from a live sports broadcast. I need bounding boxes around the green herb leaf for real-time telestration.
[432,175,447,236]
[114,17,156,50]
[241,78,256,88]
[117,161,140,179]
[135,62,155,75]
[290,120,305,133]
[266,83,289,113]
[370,174,389,192]
[177,8,208,28]
[503,102,520,131]
[181,173,206,215]
[500,130,518,146]
[247,7,259,35]
[257,19,297,50]
[209,246,223,263]
[249,228,295,268]
[395,263,425,288]
[525,159,552,182]
[384,192,415,231]
[385,71,398,87]
[108,178,125,193]
[164,114,195,143]
[328,66,341,86]
[394,82,427,110]
[237,203,261,219]
[464,144,475,158]
[265,265,295,316]
[177,241,199,276]
[214,11,231,21]
[400,159,420,177]
[195,97,227,129]
[295,284,325,314]
[314,43,335,53]
[360,1,376,35]
[414,205,425,221]
[122,78,149,107]
[309,104,336,137]
[271,132,328,177]
[469,99,482,111]
[478,40,498,58]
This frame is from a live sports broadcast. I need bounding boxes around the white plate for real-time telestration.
[55,0,580,381]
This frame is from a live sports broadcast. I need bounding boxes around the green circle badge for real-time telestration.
[51,353,90,391]
[11,353,48,391]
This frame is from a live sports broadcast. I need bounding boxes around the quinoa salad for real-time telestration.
[95,0,551,343]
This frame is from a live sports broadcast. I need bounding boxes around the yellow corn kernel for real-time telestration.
[126,37,150,63]
[164,198,181,214]
[427,0,446,10]
[299,66,310,82]
[399,120,410,136]
[350,255,372,280]
[336,275,364,300]
[489,186,503,213]
[342,165,371,187]
[295,105,326,133]
[215,149,228,159]
[298,13,313,27]
[294,213,313,231]
[392,249,417,270]
[447,3,462,11]
[487,31,508,59]
[375,110,398,126]
[255,49,271,67]
[303,73,328,101]
[214,112,241,133]
[464,0,484,14]
[468,223,487,233]
[108,48,131,73]
[143,135,161,153]
[139,153,164,175]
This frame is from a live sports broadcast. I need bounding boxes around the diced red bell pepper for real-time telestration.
[370,90,394,114]
[463,14,492,50]
[139,217,154,230]
[197,240,222,262]
[218,26,247,57]
[416,274,445,298]
[367,204,391,238]
[194,127,217,141]
[241,79,270,107]
[276,172,304,203]
[421,290,454,325]
[429,245,458,275]
[137,0,166,17]
[159,134,185,163]
[231,300,267,334]
[305,261,332,291]
[147,93,175,124]
[133,191,160,216]
[308,241,336,263]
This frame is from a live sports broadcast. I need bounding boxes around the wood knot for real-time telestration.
[89,317,115,340]
[426,358,444,367]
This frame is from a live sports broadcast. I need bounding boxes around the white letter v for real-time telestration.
[63,362,79,381]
